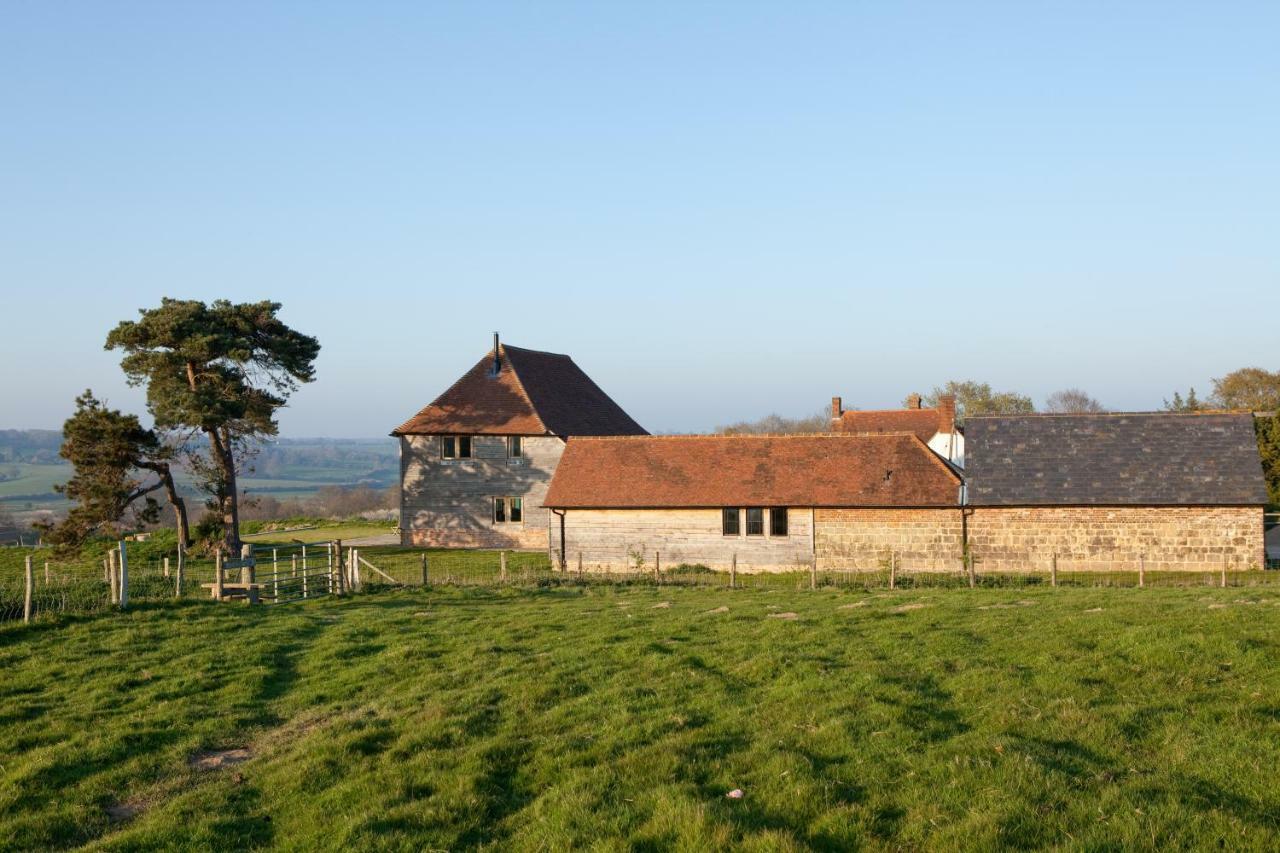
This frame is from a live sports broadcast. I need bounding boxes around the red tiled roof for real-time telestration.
[833,408,942,442]
[544,433,961,508]
[392,344,647,437]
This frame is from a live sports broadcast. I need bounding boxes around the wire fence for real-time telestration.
[6,543,1279,624]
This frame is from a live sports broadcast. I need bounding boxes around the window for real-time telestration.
[494,497,523,524]
[508,436,523,458]
[722,508,740,536]
[442,436,472,459]
[770,507,788,537]
[746,508,764,536]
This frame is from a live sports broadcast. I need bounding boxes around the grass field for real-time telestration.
[2,586,1278,850]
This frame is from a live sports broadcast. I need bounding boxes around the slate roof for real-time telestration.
[544,433,962,509]
[965,413,1267,506]
[392,344,647,437]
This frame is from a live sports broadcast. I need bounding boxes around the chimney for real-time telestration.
[906,393,922,409]
[937,394,956,432]
[492,332,501,375]
[831,396,843,420]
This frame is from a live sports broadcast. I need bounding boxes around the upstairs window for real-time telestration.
[722,508,740,536]
[442,436,473,459]
[508,436,523,458]
[494,497,523,524]
[745,508,765,536]
[770,507,789,537]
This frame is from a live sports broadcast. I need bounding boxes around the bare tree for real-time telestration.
[1044,388,1106,414]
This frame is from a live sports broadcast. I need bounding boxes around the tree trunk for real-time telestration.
[205,426,241,554]
[140,461,190,548]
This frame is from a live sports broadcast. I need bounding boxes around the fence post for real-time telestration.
[118,540,129,609]
[327,543,334,594]
[577,552,583,576]
[1139,554,1145,588]
[810,556,817,590]
[967,552,976,588]
[334,540,344,595]
[1051,553,1058,588]
[214,550,224,600]
[1221,558,1227,589]
[654,551,660,583]
[731,553,737,589]
[44,561,50,585]
[23,555,34,623]
[175,543,185,598]
[889,552,897,590]
[500,551,508,582]
[108,548,118,603]
[421,552,428,586]
[163,556,170,578]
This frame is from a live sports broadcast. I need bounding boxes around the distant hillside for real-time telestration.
[0,430,63,464]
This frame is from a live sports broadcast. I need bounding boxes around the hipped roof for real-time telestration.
[392,344,647,437]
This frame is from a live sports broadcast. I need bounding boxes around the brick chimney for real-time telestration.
[906,393,922,409]
[831,396,843,420]
[937,394,956,432]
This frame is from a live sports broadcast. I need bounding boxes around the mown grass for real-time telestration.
[2,586,1279,850]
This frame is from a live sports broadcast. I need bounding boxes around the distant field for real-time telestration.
[2,585,1278,848]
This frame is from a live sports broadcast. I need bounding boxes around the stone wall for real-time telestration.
[400,434,563,550]
[966,506,1266,572]
[814,508,964,571]
[553,507,816,573]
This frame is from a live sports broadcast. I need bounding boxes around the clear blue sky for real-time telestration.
[2,2,1277,436]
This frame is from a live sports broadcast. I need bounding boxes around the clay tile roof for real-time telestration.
[544,433,962,509]
[834,408,942,443]
[965,412,1268,506]
[392,344,647,437]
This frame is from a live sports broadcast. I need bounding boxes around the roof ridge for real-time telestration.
[497,346,550,434]
[568,431,922,441]
[499,343,572,359]
[839,406,939,415]
[967,410,1252,419]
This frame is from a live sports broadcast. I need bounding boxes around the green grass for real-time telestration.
[242,523,397,544]
[2,586,1279,849]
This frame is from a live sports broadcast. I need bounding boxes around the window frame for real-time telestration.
[770,507,788,537]
[494,496,524,525]
[508,436,523,458]
[745,507,765,536]
[721,508,740,537]
[441,435,472,459]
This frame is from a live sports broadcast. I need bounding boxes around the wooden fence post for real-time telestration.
[163,556,170,578]
[23,555,34,623]
[1139,554,1145,588]
[334,540,344,595]
[175,544,184,598]
[44,561,50,585]
[1051,553,1058,588]
[654,551,660,583]
[118,540,129,609]
[731,553,737,589]
[500,551,508,582]
[810,557,817,590]
[214,550,224,600]
[421,552,428,586]
[889,552,897,590]
[577,552,583,576]
[1221,558,1227,589]
[291,553,298,577]
[108,548,119,604]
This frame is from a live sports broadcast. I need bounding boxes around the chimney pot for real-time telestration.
[937,394,957,432]
[492,332,501,375]
[831,396,843,421]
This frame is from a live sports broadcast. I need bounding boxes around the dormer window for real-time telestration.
[442,436,472,459]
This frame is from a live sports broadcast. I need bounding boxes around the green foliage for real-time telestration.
[105,299,320,550]
[1163,387,1206,412]
[1255,413,1280,508]
[2,586,1280,848]
[924,380,1035,423]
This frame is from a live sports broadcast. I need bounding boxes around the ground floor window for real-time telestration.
[746,507,765,536]
[722,508,740,536]
[494,496,523,523]
[770,507,788,536]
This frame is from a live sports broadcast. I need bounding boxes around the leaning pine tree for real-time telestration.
[106,299,320,553]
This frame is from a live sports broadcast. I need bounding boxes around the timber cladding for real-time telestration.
[400,434,564,549]
[554,508,816,573]
[966,506,1266,572]
[814,508,964,571]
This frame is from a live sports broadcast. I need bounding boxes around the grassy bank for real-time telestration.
[1,586,1278,849]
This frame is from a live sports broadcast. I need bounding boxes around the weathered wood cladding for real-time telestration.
[552,508,815,573]
[815,508,964,571]
[966,506,1266,572]
[400,434,563,549]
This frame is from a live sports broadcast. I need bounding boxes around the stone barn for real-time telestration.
[543,433,964,573]
[392,338,647,549]
[963,413,1268,572]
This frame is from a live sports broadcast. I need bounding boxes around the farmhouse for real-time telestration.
[831,393,963,466]
[392,337,647,549]
[543,433,963,572]
[964,413,1268,572]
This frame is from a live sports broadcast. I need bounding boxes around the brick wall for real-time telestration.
[814,508,964,571]
[967,506,1265,572]
[400,434,563,550]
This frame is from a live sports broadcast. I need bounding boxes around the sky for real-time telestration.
[2,2,1277,437]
